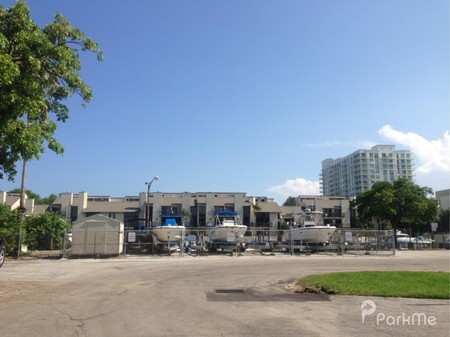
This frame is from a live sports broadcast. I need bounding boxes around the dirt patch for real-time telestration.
[286,281,338,295]
[0,281,45,300]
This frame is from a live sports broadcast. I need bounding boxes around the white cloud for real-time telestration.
[268,127,449,203]
[267,178,320,199]
[379,125,450,173]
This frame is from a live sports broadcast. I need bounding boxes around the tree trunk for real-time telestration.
[20,159,27,212]
[17,159,28,258]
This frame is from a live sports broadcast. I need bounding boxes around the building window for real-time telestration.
[49,204,62,213]
[162,206,181,215]
[197,204,206,227]
[215,205,234,212]
[255,212,270,227]
[71,206,78,222]
[124,211,139,229]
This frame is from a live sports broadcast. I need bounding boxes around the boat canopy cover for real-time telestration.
[164,218,177,226]
[214,210,239,216]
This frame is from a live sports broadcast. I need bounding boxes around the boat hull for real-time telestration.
[209,225,247,242]
[284,226,336,244]
[153,226,186,243]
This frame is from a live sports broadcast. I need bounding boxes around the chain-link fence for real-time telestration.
[335,229,395,255]
[63,227,432,256]
[118,228,397,256]
[59,228,437,258]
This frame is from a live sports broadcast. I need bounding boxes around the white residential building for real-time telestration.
[321,145,414,198]
[49,191,281,232]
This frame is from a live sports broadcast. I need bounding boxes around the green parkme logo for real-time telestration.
[360,299,437,326]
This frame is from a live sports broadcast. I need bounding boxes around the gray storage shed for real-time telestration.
[71,214,124,256]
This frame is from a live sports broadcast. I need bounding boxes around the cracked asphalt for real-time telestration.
[0,250,448,337]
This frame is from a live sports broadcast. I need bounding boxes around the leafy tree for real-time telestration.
[8,188,40,202]
[24,212,69,250]
[283,196,297,206]
[0,1,103,181]
[0,203,69,253]
[0,204,21,255]
[279,218,289,230]
[40,193,57,205]
[355,181,394,229]
[8,188,56,205]
[251,202,261,211]
[182,208,191,226]
[354,178,439,247]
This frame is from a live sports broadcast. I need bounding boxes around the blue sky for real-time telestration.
[1,0,449,203]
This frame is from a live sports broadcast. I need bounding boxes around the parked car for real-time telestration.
[0,237,6,268]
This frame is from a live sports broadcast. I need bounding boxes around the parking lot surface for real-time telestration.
[0,250,449,337]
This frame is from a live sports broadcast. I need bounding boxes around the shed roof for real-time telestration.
[72,213,123,226]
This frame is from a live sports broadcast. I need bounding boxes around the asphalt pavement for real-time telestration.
[0,250,448,337]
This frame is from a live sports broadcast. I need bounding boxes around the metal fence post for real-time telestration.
[123,229,127,256]
[62,229,67,258]
[392,229,396,256]
[94,231,97,258]
[289,228,293,256]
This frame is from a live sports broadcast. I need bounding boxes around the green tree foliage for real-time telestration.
[0,204,21,255]
[354,178,439,244]
[354,181,395,229]
[24,212,69,250]
[8,188,56,205]
[251,202,261,211]
[0,203,69,253]
[40,193,57,205]
[283,196,297,206]
[0,1,103,181]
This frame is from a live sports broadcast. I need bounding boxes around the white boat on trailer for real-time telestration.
[208,211,247,251]
[284,209,336,244]
[153,215,186,249]
[396,231,411,249]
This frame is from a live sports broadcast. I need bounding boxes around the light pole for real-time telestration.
[145,176,159,229]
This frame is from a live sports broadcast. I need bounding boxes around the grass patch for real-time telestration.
[297,271,450,299]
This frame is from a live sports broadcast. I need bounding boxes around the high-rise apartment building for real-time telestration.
[321,145,414,198]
